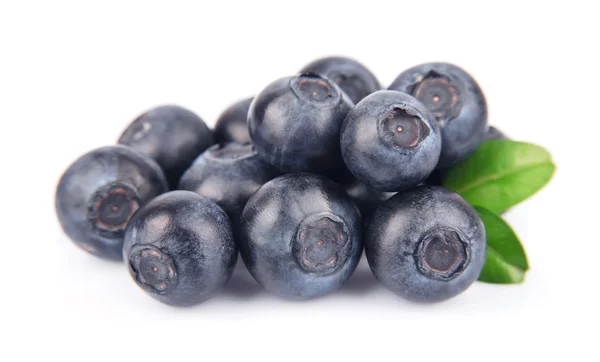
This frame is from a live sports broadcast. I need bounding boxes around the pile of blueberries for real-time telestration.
[56,57,500,306]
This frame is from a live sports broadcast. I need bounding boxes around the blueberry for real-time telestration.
[340,173,395,217]
[118,105,214,188]
[248,73,353,175]
[365,186,486,303]
[213,97,253,144]
[240,173,362,299]
[340,90,441,192]
[389,63,488,168]
[55,145,168,260]
[178,142,279,227]
[123,191,236,306]
[484,126,508,141]
[300,56,381,104]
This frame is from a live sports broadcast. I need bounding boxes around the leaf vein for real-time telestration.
[453,161,552,194]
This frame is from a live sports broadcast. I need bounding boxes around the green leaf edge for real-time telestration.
[444,140,556,213]
[481,248,526,284]
[475,206,530,284]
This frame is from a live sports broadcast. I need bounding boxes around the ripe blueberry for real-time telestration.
[389,63,488,168]
[55,145,168,260]
[123,191,237,307]
[213,97,253,144]
[248,73,353,175]
[118,105,214,188]
[179,142,279,227]
[240,173,362,299]
[340,90,441,192]
[300,56,381,104]
[365,186,486,303]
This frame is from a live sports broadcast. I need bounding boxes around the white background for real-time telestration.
[1,1,598,360]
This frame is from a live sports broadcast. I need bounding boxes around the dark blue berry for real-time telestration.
[389,63,488,168]
[213,97,253,144]
[340,90,441,192]
[248,73,353,175]
[123,191,237,307]
[55,145,168,260]
[300,56,381,104]
[179,142,279,228]
[118,105,214,188]
[240,173,362,299]
[365,186,486,303]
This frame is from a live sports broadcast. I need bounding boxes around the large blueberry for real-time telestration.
[178,142,279,228]
[118,105,214,188]
[213,97,253,144]
[55,145,168,260]
[340,90,441,192]
[248,73,353,175]
[389,63,488,168]
[365,186,486,303]
[300,56,381,104]
[240,173,362,299]
[123,191,237,306]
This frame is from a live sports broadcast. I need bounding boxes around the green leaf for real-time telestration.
[475,206,529,284]
[443,140,555,213]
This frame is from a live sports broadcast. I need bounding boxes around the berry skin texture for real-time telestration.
[240,173,362,299]
[123,191,237,307]
[365,186,486,303]
[118,105,214,189]
[213,97,253,144]
[248,73,353,175]
[340,90,441,192]
[178,142,279,227]
[55,145,168,261]
[389,63,488,168]
[300,56,381,104]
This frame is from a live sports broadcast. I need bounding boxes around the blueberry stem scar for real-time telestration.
[293,213,351,275]
[128,244,178,295]
[416,228,470,281]
[88,182,140,237]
